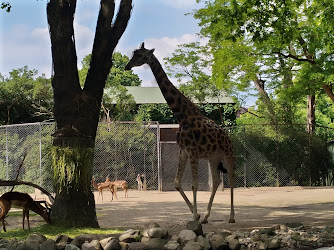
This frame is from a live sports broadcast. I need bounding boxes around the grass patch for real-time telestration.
[0,224,124,240]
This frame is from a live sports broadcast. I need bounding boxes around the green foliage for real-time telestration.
[193,0,334,126]
[52,146,94,193]
[79,52,141,121]
[0,66,53,125]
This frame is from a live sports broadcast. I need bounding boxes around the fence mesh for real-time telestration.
[0,122,333,194]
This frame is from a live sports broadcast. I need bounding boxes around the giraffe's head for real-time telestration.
[125,42,155,70]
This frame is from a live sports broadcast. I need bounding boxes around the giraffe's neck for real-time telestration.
[147,54,201,123]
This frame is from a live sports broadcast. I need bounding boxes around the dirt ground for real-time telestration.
[95,186,334,234]
[3,187,334,234]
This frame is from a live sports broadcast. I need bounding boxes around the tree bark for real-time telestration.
[307,95,316,133]
[253,78,278,125]
[47,0,132,227]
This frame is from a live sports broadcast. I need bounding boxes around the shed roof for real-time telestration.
[107,86,235,104]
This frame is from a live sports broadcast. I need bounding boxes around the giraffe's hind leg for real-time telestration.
[190,158,200,221]
[174,149,194,213]
[202,159,222,224]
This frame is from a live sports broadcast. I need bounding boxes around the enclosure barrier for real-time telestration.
[0,122,333,193]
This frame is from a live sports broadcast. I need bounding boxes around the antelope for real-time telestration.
[106,177,128,198]
[136,174,144,191]
[0,191,51,232]
[91,177,117,201]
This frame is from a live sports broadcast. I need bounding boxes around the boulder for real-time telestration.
[186,221,203,236]
[119,229,141,243]
[179,230,197,245]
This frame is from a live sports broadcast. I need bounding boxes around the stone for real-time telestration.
[145,238,168,249]
[99,237,114,249]
[40,239,56,250]
[119,242,129,250]
[89,240,102,250]
[143,222,161,237]
[268,238,280,249]
[226,234,240,250]
[21,241,40,250]
[257,241,268,250]
[163,240,181,250]
[119,229,141,243]
[26,233,47,244]
[55,235,73,244]
[81,242,98,250]
[56,242,68,250]
[71,235,86,248]
[183,241,202,250]
[64,244,80,250]
[197,235,211,250]
[128,242,147,250]
[210,234,228,250]
[186,221,203,236]
[104,239,121,250]
[179,230,197,245]
[147,227,164,238]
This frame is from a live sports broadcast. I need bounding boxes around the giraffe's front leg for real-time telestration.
[174,150,194,213]
[191,159,200,221]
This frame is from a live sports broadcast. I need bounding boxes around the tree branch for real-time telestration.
[273,51,315,64]
[0,180,54,203]
[322,83,334,102]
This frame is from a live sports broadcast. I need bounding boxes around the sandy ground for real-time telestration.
[2,187,334,234]
[95,186,334,234]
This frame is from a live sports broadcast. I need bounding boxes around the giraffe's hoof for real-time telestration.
[228,219,235,223]
[201,220,208,224]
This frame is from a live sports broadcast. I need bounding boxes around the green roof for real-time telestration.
[107,86,235,104]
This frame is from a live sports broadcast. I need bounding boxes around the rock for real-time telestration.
[26,233,47,244]
[226,235,240,250]
[71,235,86,248]
[143,222,161,237]
[145,237,168,249]
[56,242,68,250]
[283,222,304,229]
[147,227,164,238]
[257,241,269,250]
[55,235,73,244]
[21,241,40,250]
[64,244,80,250]
[268,237,280,249]
[197,235,211,250]
[316,248,334,250]
[182,241,202,250]
[128,242,147,250]
[89,239,102,250]
[40,239,56,250]
[119,229,141,243]
[259,227,275,236]
[170,235,180,243]
[186,221,203,236]
[119,242,129,250]
[163,240,181,250]
[104,239,121,250]
[210,234,228,250]
[81,242,98,250]
[99,237,114,249]
[179,230,197,245]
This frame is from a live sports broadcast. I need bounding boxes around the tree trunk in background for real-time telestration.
[47,0,132,227]
[307,95,316,133]
[253,78,278,125]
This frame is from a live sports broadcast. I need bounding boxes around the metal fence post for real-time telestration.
[39,123,42,187]
[243,125,247,188]
[157,123,162,191]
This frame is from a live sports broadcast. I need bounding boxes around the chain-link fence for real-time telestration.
[0,122,333,194]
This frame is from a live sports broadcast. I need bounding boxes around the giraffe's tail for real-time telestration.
[218,162,227,173]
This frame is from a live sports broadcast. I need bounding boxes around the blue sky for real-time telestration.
[0,0,206,87]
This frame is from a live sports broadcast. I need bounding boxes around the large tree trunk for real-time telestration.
[47,0,132,227]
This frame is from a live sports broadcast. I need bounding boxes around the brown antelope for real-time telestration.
[0,191,51,232]
[91,177,116,201]
[106,177,128,198]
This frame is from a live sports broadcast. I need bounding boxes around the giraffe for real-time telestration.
[125,43,235,223]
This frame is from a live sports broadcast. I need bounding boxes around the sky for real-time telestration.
[0,0,206,87]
